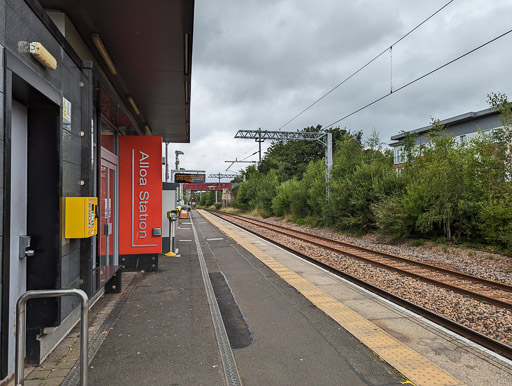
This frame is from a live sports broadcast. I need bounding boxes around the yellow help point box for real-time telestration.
[63,197,98,238]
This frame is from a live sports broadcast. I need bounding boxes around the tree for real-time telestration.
[478,193,512,252]
[272,179,300,217]
[254,169,281,215]
[329,132,400,233]
[477,92,512,250]
[200,191,216,207]
[400,119,487,242]
[235,167,281,216]
[408,121,463,240]
[303,160,326,218]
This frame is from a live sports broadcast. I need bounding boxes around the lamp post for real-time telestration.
[175,150,184,170]
[165,143,169,182]
[175,151,184,203]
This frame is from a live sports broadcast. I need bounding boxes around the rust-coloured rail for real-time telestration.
[212,211,512,310]
[206,210,512,360]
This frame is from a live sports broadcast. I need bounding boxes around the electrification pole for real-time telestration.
[257,128,263,165]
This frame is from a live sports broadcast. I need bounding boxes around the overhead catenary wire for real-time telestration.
[324,27,512,129]
[242,151,258,161]
[390,46,393,93]
[225,151,259,171]
[233,145,260,161]
[277,0,455,131]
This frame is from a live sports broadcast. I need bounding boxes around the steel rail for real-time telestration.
[220,211,512,292]
[213,211,512,309]
[207,210,512,360]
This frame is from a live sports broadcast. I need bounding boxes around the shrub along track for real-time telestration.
[207,210,512,360]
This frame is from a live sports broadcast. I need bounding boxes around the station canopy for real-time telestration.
[39,0,194,143]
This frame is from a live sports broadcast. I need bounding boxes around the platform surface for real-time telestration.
[87,210,512,385]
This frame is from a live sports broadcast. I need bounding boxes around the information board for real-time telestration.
[174,173,205,183]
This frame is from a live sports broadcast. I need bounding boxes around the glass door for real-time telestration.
[97,149,118,288]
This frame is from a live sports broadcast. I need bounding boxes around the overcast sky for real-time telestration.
[167,0,512,182]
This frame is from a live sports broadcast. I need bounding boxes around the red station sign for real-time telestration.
[119,136,162,255]
[183,183,232,191]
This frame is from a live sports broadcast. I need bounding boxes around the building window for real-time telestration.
[394,146,406,164]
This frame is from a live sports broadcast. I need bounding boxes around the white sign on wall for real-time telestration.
[62,97,72,124]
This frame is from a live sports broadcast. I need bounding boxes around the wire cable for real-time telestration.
[323,27,512,129]
[234,145,259,160]
[242,151,258,161]
[277,0,455,131]
[225,151,259,171]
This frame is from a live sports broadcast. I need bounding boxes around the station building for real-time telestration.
[0,0,194,380]
[390,107,502,168]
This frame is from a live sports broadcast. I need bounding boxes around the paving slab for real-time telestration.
[88,248,225,385]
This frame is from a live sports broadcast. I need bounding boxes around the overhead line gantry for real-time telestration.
[208,173,240,183]
[234,129,333,196]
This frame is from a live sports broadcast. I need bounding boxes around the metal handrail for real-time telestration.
[15,289,89,386]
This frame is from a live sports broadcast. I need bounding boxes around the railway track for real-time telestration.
[212,211,512,309]
[206,210,512,360]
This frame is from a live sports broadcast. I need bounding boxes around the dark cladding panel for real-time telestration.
[0,186,3,232]
[0,45,4,93]
[0,96,3,189]
[62,161,81,196]
[0,2,5,44]
[5,0,63,91]
[79,64,95,297]
[62,128,81,165]
[60,249,80,321]
[61,67,82,137]
[0,93,4,183]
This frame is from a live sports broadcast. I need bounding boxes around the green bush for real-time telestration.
[479,196,512,252]
[272,179,297,217]
[373,194,413,238]
[409,239,425,247]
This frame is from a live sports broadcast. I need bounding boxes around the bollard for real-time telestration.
[165,210,178,256]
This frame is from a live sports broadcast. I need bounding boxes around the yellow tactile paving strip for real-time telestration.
[199,210,463,386]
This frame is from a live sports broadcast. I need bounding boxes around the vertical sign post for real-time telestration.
[119,136,162,271]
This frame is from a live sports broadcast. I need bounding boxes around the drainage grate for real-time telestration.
[191,217,242,386]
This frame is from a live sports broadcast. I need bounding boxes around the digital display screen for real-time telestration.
[174,173,206,183]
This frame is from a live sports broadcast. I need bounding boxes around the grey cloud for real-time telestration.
[187,0,512,180]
